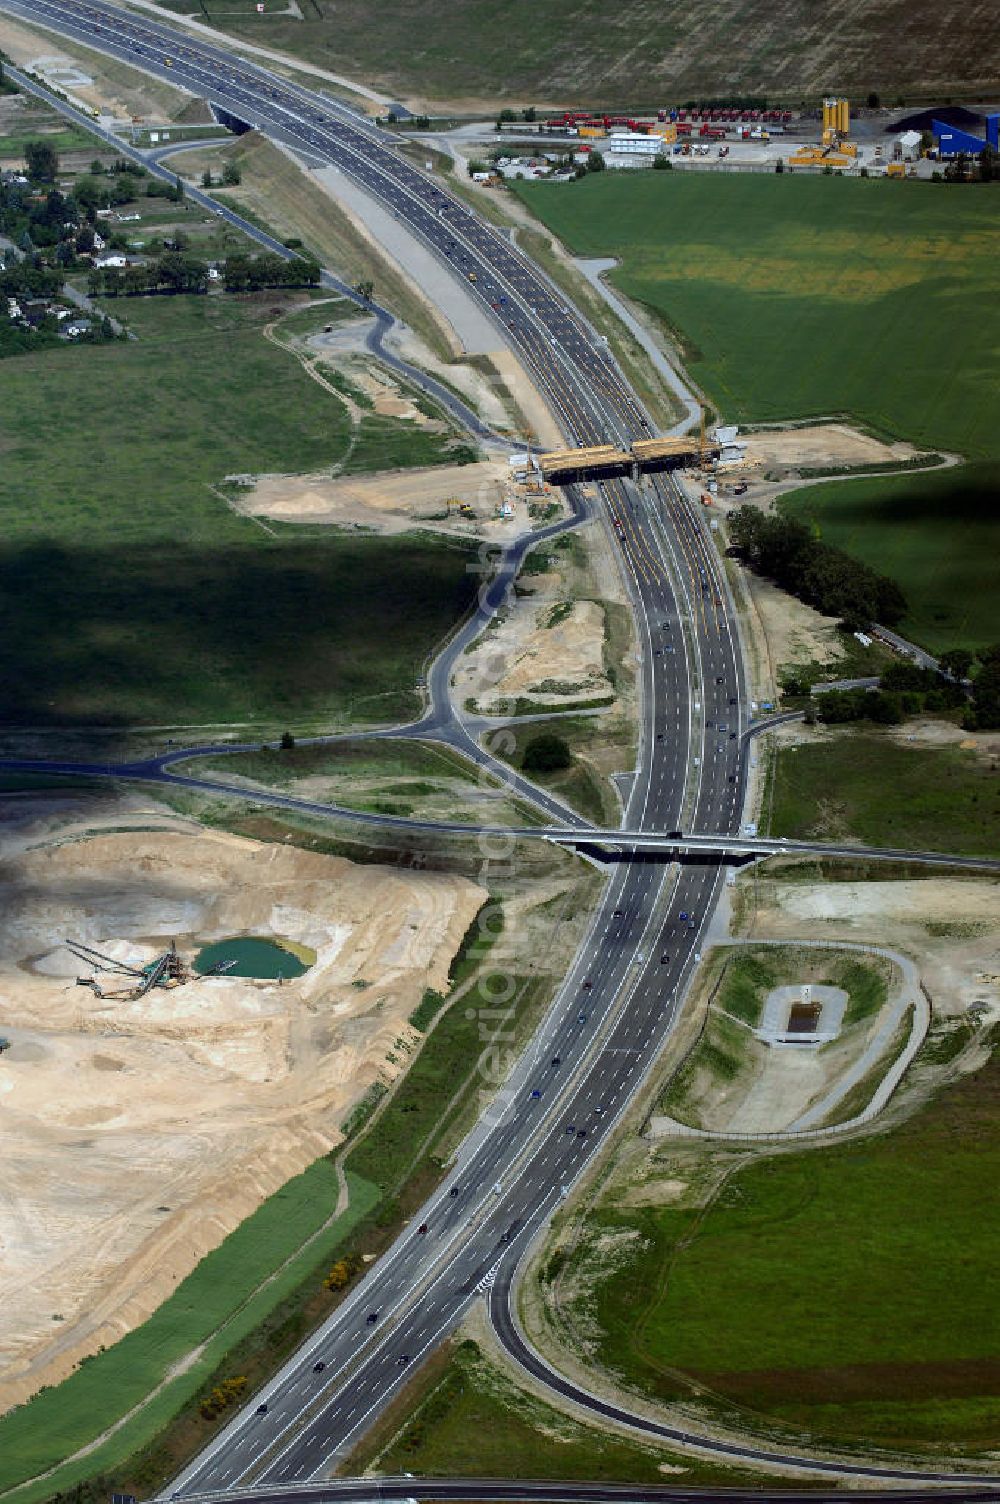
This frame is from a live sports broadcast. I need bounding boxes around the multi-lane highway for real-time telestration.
[3,1,994,1494]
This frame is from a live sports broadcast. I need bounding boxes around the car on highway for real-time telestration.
[551,1055,561,1067]
[530,1088,542,1098]
[256,1403,268,1414]
[313,1360,326,1372]
[366,1311,379,1324]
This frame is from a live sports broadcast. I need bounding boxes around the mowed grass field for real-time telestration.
[767,733,1000,856]
[586,1043,1000,1449]
[0,293,476,728]
[157,0,1000,108]
[516,174,1000,652]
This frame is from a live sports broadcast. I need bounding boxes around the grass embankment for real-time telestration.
[515,173,1000,653]
[171,131,457,360]
[346,1336,789,1488]
[153,0,998,108]
[575,1036,1000,1451]
[0,1165,380,1502]
[0,293,476,729]
[767,733,1000,858]
[189,738,543,825]
[490,713,626,825]
[661,945,888,1123]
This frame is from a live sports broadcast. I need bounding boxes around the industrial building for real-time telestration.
[604,129,665,168]
[933,112,999,156]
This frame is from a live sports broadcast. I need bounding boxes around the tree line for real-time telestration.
[728,504,907,629]
[87,251,321,298]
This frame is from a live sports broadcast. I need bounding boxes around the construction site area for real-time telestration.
[238,454,565,539]
[0,792,485,1410]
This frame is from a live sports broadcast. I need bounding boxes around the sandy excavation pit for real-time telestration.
[0,819,484,1410]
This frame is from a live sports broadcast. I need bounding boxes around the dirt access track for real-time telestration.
[0,794,484,1411]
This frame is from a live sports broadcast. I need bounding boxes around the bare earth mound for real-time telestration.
[0,820,484,1409]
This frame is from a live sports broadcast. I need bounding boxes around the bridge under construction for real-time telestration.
[539,433,720,484]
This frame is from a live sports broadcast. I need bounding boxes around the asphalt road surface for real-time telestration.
[2,1,994,1492]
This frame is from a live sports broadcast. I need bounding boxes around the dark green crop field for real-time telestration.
[582,1041,1000,1449]
[0,293,476,728]
[516,173,1000,651]
[157,0,1000,110]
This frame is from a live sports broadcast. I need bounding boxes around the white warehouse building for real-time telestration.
[604,130,664,168]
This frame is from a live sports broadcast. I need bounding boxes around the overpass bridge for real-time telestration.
[545,829,1000,872]
[539,434,720,484]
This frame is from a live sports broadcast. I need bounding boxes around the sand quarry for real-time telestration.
[0,800,484,1410]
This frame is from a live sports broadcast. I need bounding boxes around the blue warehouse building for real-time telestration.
[933,112,999,156]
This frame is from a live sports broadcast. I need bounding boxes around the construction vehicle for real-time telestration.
[67,939,234,1001]
[444,498,475,518]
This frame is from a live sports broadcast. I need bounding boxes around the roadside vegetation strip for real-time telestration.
[560,1030,1000,1453]
[0,1166,381,1503]
[514,174,1000,654]
[346,1336,785,1489]
[766,733,1000,859]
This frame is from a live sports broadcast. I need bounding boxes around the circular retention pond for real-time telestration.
[194,936,315,980]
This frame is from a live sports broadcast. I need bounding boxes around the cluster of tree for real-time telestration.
[221,252,320,291]
[813,660,966,725]
[965,645,1000,729]
[88,251,210,297]
[146,175,186,202]
[728,504,907,630]
[201,160,242,188]
[652,155,673,170]
[0,259,64,300]
[571,149,606,180]
[522,733,572,773]
[199,1375,247,1422]
[322,1251,364,1292]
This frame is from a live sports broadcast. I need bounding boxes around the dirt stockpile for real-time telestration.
[0,821,484,1409]
[241,459,532,539]
[743,422,923,474]
[456,562,613,714]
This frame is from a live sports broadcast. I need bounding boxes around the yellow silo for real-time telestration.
[838,97,850,135]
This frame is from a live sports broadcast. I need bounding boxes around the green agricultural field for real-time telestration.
[154,0,999,109]
[0,1164,380,1502]
[582,1040,1000,1450]
[516,174,1000,652]
[767,732,1000,856]
[0,293,476,729]
[776,462,1000,653]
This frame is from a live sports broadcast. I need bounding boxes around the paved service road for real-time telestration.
[3,0,995,1491]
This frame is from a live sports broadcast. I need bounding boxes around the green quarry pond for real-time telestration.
[194,936,315,979]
